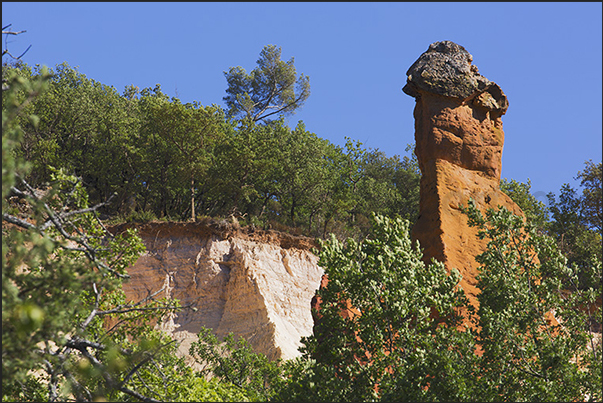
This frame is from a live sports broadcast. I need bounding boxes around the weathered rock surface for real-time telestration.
[110,221,323,362]
[404,41,523,308]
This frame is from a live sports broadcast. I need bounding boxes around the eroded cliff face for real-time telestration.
[109,221,323,362]
[403,41,524,309]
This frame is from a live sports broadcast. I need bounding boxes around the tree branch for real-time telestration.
[9,178,130,279]
[254,88,308,122]
[2,24,31,60]
[2,212,36,230]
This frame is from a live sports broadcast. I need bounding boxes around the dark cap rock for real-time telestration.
[403,41,508,115]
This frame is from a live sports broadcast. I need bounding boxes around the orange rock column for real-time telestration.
[403,41,524,308]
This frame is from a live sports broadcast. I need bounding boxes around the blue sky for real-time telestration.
[3,2,602,204]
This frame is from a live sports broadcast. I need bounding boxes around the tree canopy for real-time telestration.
[3,58,419,241]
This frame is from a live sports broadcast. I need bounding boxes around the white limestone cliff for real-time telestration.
[111,221,323,362]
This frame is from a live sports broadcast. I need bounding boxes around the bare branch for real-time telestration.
[119,386,162,403]
[2,24,26,35]
[119,352,155,389]
[2,212,37,230]
[65,336,167,402]
[96,303,181,316]
[119,339,177,395]
[2,44,31,60]
[254,88,309,122]
[2,24,31,60]
[44,193,116,227]
[80,283,102,330]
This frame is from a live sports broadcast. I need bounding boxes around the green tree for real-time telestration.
[356,146,421,228]
[137,84,184,219]
[274,207,601,401]
[500,177,550,231]
[319,140,421,241]
[576,160,602,235]
[223,45,310,122]
[205,118,282,218]
[548,184,584,255]
[462,200,601,402]
[189,327,283,402]
[2,54,198,402]
[275,214,477,401]
[547,161,602,290]
[275,121,335,230]
[139,94,225,221]
[5,61,144,216]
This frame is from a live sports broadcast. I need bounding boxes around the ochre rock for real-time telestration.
[413,158,523,307]
[404,41,523,309]
[110,221,323,363]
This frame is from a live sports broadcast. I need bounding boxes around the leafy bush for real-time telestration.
[189,327,283,402]
[274,209,601,401]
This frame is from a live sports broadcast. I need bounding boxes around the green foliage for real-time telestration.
[5,58,421,241]
[501,170,602,291]
[223,44,310,122]
[272,121,338,232]
[137,85,227,220]
[275,209,601,401]
[174,376,250,402]
[276,214,477,401]
[2,61,50,194]
[577,160,602,234]
[547,161,602,290]
[3,61,145,218]
[189,327,283,401]
[2,56,190,402]
[461,200,601,402]
[500,177,549,231]
[336,139,421,237]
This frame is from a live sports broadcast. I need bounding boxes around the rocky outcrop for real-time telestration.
[404,41,523,308]
[110,221,323,363]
